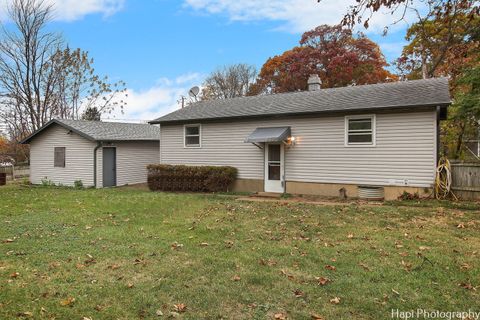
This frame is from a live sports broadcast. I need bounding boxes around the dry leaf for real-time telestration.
[418,246,430,251]
[293,289,304,297]
[329,297,341,304]
[325,265,336,271]
[359,263,371,271]
[311,314,324,320]
[460,263,472,270]
[17,312,33,317]
[3,239,14,243]
[10,272,19,278]
[199,242,209,247]
[457,223,466,229]
[173,303,187,313]
[232,275,241,281]
[274,312,286,319]
[60,297,75,306]
[315,277,330,286]
[347,234,354,239]
[156,309,164,316]
[460,282,475,290]
[127,283,134,288]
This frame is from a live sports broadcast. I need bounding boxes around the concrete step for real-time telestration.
[256,192,282,198]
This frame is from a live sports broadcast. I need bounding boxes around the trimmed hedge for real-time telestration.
[147,164,237,192]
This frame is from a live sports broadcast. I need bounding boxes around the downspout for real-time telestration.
[436,106,441,164]
[93,142,102,188]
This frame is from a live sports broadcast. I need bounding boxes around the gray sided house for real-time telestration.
[150,77,451,200]
[21,119,160,188]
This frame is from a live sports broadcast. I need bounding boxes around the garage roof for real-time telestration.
[150,78,451,124]
[21,119,160,144]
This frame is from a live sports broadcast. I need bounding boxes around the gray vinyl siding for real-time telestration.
[30,124,96,186]
[96,141,159,187]
[160,111,437,187]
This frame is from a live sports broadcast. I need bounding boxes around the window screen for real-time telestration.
[54,147,66,167]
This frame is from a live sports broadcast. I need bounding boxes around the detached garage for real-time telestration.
[21,119,160,188]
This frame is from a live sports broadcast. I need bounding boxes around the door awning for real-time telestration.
[245,127,291,143]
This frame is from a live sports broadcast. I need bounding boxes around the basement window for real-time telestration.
[184,124,201,148]
[54,147,66,167]
[345,115,376,146]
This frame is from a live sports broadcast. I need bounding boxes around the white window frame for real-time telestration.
[345,115,376,147]
[184,124,202,148]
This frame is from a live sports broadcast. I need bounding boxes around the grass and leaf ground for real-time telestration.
[0,185,479,319]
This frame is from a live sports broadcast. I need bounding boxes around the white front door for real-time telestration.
[264,143,284,193]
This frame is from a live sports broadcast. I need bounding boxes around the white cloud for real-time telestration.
[183,0,420,34]
[0,0,125,22]
[104,73,204,123]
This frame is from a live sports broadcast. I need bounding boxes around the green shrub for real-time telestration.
[41,178,55,187]
[74,180,84,189]
[147,164,237,192]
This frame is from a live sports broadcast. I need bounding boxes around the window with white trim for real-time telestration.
[184,125,201,147]
[345,116,375,145]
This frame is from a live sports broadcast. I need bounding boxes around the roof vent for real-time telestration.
[308,74,322,91]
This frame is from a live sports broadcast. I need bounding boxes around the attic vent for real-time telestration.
[358,186,384,201]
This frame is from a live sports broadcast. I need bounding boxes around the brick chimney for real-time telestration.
[308,74,322,91]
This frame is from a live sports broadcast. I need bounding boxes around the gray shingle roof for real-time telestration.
[22,119,160,143]
[151,78,450,124]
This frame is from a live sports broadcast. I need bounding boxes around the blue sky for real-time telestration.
[1,0,413,122]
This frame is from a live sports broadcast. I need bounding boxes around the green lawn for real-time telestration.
[0,185,479,319]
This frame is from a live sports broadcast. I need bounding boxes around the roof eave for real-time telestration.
[150,102,451,125]
[20,119,97,144]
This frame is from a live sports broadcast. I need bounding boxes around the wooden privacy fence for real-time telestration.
[0,166,30,181]
[450,162,480,200]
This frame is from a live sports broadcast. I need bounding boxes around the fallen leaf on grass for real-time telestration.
[232,275,241,281]
[311,314,324,320]
[293,289,304,297]
[347,234,354,239]
[173,303,187,313]
[17,312,33,317]
[274,312,286,319]
[60,297,75,306]
[107,264,120,270]
[315,277,330,286]
[127,283,134,288]
[325,265,336,271]
[3,239,14,243]
[199,242,209,247]
[460,263,472,270]
[329,297,341,304]
[280,269,295,280]
[359,262,371,271]
[10,272,19,278]
[391,289,400,296]
[171,242,184,250]
[459,282,476,291]
[457,223,466,229]
[259,258,277,266]
[155,309,164,316]
[418,246,430,251]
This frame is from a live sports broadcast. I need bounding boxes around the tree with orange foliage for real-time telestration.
[249,25,394,95]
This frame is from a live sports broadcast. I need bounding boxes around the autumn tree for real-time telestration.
[395,7,479,80]
[0,0,126,140]
[201,63,257,100]
[250,25,394,95]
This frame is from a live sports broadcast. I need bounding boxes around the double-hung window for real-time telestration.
[345,115,375,146]
[184,124,201,148]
